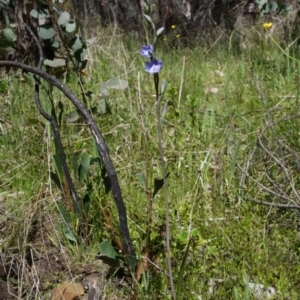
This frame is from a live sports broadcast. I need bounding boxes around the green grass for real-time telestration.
[1,26,300,299]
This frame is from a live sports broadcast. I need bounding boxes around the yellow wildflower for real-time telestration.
[176,34,180,38]
[171,25,176,30]
[263,23,272,29]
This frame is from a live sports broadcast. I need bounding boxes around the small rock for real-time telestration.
[248,282,276,299]
[204,86,219,94]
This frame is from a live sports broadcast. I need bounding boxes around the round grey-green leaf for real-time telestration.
[30,8,49,19]
[101,78,128,90]
[57,11,70,25]
[38,25,56,40]
[38,18,50,26]
[65,110,80,123]
[68,35,83,52]
[43,58,66,68]
[51,39,60,50]
[63,21,76,33]
[3,27,16,42]
[97,98,107,114]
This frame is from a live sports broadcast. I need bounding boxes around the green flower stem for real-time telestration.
[269,35,300,63]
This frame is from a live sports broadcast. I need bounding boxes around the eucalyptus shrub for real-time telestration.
[0,0,94,72]
[0,0,137,271]
[255,0,300,14]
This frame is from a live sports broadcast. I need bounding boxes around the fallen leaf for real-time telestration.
[52,282,84,300]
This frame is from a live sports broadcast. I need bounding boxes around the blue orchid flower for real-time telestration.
[140,44,154,58]
[145,57,163,74]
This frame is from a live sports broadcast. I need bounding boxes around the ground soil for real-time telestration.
[0,210,132,300]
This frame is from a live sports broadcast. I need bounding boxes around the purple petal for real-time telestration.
[145,57,163,74]
[140,44,154,57]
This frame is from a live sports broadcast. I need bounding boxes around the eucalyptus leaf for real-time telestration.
[3,28,16,42]
[57,11,70,25]
[44,58,66,67]
[38,25,56,40]
[100,87,110,98]
[63,21,76,33]
[30,8,49,19]
[97,98,107,114]
[261,2,270,13]
[65,110,80,123]
[101,78,128,91]
[284,4,293,11]
[271,1,278,12]
[69,35,83,52]
[51,39,60,50]
[38,18,50,26]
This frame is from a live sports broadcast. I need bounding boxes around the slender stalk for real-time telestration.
[154,73,176,299]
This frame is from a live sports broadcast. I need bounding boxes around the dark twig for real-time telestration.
[237,162,299,206]
[238,78,300,211]
[0,60,136,263]
[257,134,300,203]
[257,79,300,203]
[244,197,300,209]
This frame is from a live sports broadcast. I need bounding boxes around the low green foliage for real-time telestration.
[1,23,300,299]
